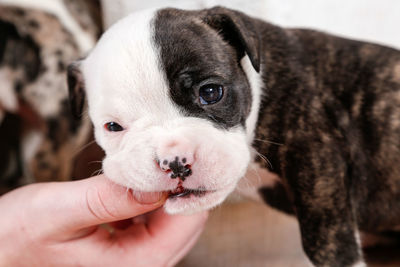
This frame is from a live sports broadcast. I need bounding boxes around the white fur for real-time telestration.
[82,9,251,214]
[353,230,367,267]
[242,56,264,145]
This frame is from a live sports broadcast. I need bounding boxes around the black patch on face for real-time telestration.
[152,9,253,129]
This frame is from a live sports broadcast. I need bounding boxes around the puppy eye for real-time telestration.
[199,84,223,105]
[104,122,124,132]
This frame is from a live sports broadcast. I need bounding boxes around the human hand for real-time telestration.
[0,175,208,267]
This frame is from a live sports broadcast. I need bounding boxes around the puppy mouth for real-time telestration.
[168,181,211,199]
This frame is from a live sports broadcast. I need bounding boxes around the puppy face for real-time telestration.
[68,7,262,214]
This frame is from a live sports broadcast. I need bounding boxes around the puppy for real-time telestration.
[68,6,400,266]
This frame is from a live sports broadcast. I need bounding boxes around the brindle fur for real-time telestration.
[249,12,400,267]
[157,7,400,266]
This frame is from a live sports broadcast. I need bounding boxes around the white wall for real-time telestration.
[100,0,400,49]
[263,0,400,49]
[100,0,268,28]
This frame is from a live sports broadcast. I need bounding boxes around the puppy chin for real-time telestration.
[163,184,237,215]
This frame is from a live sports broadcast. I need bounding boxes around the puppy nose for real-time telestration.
[156,136,195,180]
[159,156,193,180]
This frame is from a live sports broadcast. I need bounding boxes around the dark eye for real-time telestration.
[199,84,223,105]
[104,122,124,132]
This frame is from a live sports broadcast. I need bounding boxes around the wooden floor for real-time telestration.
[178,199,400,267]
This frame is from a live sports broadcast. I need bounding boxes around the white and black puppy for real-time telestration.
[68,6,400,267]
[68,7,258,215]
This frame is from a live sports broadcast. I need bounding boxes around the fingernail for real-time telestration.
[132,191,166,204]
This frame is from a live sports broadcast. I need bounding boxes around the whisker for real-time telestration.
[90,168,104,177]
[72,140,97,156]
[253,138,283,146]
[252,148,273,170]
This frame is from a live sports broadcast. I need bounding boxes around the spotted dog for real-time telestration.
[0,1,101,193]
[68,6,400,266]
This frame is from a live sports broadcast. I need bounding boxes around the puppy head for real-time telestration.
[67,7,261,214]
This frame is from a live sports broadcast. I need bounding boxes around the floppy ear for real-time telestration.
[202,6,261,72]
[67,61,85,119]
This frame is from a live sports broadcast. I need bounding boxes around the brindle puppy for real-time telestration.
[68,6,400,266]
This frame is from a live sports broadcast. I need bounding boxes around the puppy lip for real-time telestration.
[167,185,214,199]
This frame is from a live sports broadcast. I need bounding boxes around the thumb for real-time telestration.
[22,175,167,235]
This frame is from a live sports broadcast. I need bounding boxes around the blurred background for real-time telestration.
[1,0,399,266]
[102,0,400,49]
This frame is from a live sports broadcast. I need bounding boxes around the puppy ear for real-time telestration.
[203,6,261,72]
[67,61,85,119]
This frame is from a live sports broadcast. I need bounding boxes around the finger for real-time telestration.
[115,209,208,262]
[68,209,208,266]
[20,175,167,237]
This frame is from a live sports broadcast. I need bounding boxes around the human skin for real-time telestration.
[0,175,208,267]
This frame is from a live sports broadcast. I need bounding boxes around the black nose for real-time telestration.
[160,156,192,180]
